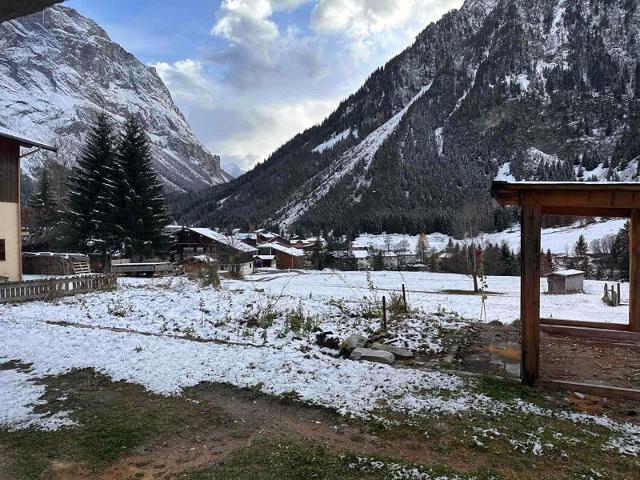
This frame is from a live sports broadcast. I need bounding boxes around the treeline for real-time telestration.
[26,113,169,259]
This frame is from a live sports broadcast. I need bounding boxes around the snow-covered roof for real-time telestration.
[0,128,56,152]
[258,242,305,257]
[188,228,258,253]
[331,250,369,259]
[547,269,584,277]
[256,255,276,261]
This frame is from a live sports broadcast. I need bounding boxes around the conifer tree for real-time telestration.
[65,112,119,253]
[116,116,169,259]
[30,165,58,237]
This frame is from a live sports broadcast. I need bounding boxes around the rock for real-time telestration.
[316,331,340,350]
[370,342,414,359]
[345,334,368,349]
[349,348,395,365]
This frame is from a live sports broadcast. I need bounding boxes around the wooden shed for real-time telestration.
[546,269,584,294]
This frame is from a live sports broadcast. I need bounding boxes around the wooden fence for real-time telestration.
[0,275,117,304]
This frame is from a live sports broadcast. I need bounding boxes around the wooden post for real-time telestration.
[630,210,640,330]
[402,284,407,312]
[521,205,542,386]
[617,283,621,307]
[382,295,387,330]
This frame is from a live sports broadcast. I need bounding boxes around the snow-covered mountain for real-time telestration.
[174,0,640,235]
[0,5,231,192]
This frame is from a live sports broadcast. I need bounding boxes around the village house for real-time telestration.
[172,227,257,276]
[257,242,305,269]
[233,229,282,247]
[0,130,56,282]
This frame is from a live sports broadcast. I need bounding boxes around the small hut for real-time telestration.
[546,269,584,294]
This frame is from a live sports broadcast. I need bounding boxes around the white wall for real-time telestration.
[0,201,21,281]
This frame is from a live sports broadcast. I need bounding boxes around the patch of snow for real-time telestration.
[0,367,75,431]
[495,162,516,181]
[312,129,352,153]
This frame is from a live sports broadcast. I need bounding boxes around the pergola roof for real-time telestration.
[492,181,640,217]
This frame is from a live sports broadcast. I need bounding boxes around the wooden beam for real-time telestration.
[541,380,640,401]
[521,205,541,386]
[541,206,631,218]
[540,318,629,331]
[540,324,640,342]
[630,210,640,332]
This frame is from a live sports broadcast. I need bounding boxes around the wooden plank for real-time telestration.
[631,210,640,332]
[541,379,640,401]
[521,205,542,386]
[540,318,629,331]
[541,324,640,342]
[541,206,630,218]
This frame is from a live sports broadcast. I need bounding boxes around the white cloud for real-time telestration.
[151,59,217,104]
[311,0,462,60]
[155,0,464,172]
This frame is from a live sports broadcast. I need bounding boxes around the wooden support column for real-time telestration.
[630,210,640,332]
[520,205,542,386]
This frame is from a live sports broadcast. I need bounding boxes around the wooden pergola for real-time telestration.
[491,181,640,393]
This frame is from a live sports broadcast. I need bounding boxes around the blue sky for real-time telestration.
[66,0,462,172]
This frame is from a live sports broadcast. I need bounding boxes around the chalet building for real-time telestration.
[172,227,257,276]
[257,242,305,269]
[0,130,56,282]
[234,229,283,247]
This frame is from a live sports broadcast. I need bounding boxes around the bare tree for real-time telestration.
[453,203,491,293]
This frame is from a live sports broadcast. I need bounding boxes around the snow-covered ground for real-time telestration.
[354,218,627,255]
[1,271,638,456]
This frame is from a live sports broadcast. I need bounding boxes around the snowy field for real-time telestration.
[354,218,627,254]
[1,270,638,458]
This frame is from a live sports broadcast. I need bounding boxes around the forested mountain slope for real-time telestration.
[174,0,640,235]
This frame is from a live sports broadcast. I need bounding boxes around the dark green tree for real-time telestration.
[116,117,169,259]
[65,112,119,253]
[30,165,58,235]
[372,250,385,271]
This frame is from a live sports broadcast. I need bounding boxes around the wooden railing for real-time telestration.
[0,275,117,304]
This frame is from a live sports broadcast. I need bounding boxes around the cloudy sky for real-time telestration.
[67,0,463,173]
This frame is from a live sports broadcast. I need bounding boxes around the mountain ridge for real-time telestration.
[0,5,231,193]
[166,0,639,233]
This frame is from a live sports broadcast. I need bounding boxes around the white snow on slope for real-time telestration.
[276,83,433,227]
[354,218,626,256]
[312,129,353,153]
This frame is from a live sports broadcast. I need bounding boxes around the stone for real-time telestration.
[370,342,414,359]
[349,348,395,365]
[345,334,368,349]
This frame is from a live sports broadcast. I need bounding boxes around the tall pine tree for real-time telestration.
[30,165,58,236]
[65,112,119,253]
[116,117,169,259]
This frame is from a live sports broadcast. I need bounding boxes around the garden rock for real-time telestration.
[345,334,368,349]
[370,342,414,359]
[349,348,395,365]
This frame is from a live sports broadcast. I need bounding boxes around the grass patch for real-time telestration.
[0,369,228,479]
[352,399,640,480]
[180,437,501,480]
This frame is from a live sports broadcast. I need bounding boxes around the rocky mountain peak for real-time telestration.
[0,5,230,193]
